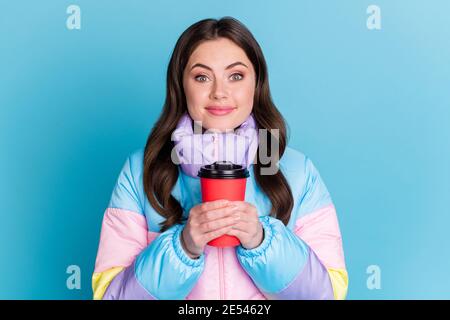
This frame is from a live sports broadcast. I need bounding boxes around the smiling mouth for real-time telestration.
[205,106,236,116]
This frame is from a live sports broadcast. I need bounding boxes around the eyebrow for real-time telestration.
[190,61,248,71]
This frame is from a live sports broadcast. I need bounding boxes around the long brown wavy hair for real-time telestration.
[143,17,294,232]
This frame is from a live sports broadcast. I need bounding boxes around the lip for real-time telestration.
[205,106,236,116]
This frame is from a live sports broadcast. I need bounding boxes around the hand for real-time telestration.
[226,201,264,250]
[181,199,240,258]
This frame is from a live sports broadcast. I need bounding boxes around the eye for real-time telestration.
[194,75,210,82]
[230,73,244,81]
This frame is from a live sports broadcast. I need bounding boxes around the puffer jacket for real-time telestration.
[92,146,348,300]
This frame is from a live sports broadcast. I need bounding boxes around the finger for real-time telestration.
[190,199,230,222]
[229,219,252,234]
[229,201,258,217]
[203,225,235,243]
[229,210,259,224]
[199,199,230,214]
[198,205,238,224]
[228,200,244,210]
[199,213,240,233]
[226,228,248,239]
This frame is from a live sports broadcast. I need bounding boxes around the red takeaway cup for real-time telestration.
[197,161,250,248]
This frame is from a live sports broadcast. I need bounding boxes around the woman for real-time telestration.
[92,17,348,300]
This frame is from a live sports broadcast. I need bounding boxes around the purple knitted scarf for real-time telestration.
[171,112,259,178]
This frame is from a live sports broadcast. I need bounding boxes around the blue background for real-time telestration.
[1,0,449,299]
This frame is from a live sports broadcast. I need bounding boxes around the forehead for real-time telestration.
[187,38,252,69]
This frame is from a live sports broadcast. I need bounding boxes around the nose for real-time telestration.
[210,79,228,100]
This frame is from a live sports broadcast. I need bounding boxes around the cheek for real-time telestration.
[233,82,255,108]
[185,82,210,106]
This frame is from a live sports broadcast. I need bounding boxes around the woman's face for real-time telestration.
[183,37,256,132]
